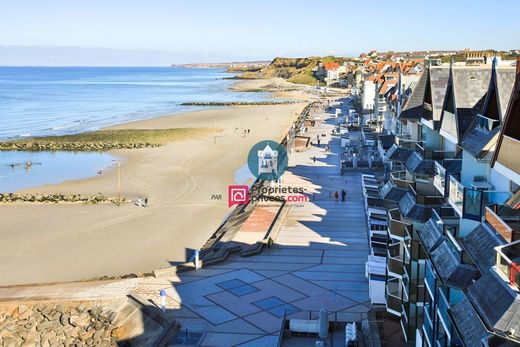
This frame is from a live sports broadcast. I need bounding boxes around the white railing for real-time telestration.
[448,175,464,214]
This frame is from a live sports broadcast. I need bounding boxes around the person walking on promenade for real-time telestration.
[341,189,346,202]
[334,191,339,202]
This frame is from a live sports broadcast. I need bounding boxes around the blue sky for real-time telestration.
[0,0,518,65]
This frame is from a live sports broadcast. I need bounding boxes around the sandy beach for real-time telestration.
[0,80,309,285]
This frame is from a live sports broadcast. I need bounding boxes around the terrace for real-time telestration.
[495,240,520,290]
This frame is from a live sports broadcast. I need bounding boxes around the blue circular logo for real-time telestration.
[247,140,288,181]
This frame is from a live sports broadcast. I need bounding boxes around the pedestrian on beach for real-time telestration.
[144,198,148,207]
[248,129,250,134]
[312,156,316,163]
[334,191,339,202]
[341,189,346,202]
[317,139,321,147]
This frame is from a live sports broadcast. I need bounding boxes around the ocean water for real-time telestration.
[0,151,117,192]
[0,67,271,192]
[0,67,270,140]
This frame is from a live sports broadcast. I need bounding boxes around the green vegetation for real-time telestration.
[237,56,353,86]
[0,128,215,151]
[287,71,318,85]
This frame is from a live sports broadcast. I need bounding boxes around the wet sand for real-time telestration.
[0,96,307,285]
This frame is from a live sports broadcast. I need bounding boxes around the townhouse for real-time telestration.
[366,56,520,346]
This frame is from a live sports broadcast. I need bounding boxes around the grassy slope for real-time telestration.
[239,56,353,86]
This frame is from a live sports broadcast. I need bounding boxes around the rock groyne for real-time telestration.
[181,100,301,106]
[0,142,159,152]
[0,193,125,204]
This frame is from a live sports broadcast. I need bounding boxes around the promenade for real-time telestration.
[135,101,371,346]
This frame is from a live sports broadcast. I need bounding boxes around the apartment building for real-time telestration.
[371,57,520,346]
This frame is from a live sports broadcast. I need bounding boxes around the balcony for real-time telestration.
[388,243,405,276]
[388,208,412,239]
[463,189,512,221]
[395,136,422,150]
[437,290,453,333]
[425,261,436,297]
[410,184,445,206]
[485,205,520,242]
[404,280,426,303]
[423,304,434,347]
[386,277,403,316]
[390,170,415,189]
[433,161,446,195]
[448,175,464,215]
[495,240,520,290]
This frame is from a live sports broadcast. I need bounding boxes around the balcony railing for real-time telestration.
[433,161,446,195]
[485,206,514,242]
[495,240,520,290]
[425,261,436,297]
[390,170,415,189]
[388,209,412,239]
[408,184,444,206]
[388,243,405,276]
[423,304,434,347]
[395,136,422,149]
[386,277,403,315]
[448,175,464,215]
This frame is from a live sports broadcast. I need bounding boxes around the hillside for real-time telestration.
[238,56,352,85]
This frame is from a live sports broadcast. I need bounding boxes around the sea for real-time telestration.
[0,67,271,192]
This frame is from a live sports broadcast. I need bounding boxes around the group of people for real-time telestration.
[334,189,347,202]
[136,197,149,207]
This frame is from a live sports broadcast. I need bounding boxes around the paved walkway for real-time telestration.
[137,104,370,346]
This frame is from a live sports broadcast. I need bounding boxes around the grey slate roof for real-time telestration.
[430,241,479,289]
[400,71,427,120]
[466,270,520,341]
[378,135,395,150]
[404,152,422,172]
[460,222,505,274]
[460,125,501,158]
[409,158,435,175]
[417,219,443,253]
[439,67,491,142]
[397,193,432,222]
[441,159,463,174]
[386,144,414,162]
[382,186,408,202]
[427,66,450,122]
[450,297,491,347]
[496,67,517,118]
[460,67,516,157]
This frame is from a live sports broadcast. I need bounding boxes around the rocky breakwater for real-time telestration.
[0,303,119,346]
[181,100,301,106]
[0,142,160,151]
[0,193,125,204]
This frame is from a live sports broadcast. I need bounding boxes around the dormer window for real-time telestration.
[476,114,499,131]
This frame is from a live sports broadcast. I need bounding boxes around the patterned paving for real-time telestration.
[155,106,370,346]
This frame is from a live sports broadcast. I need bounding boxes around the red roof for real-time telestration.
[324,62,340,71]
